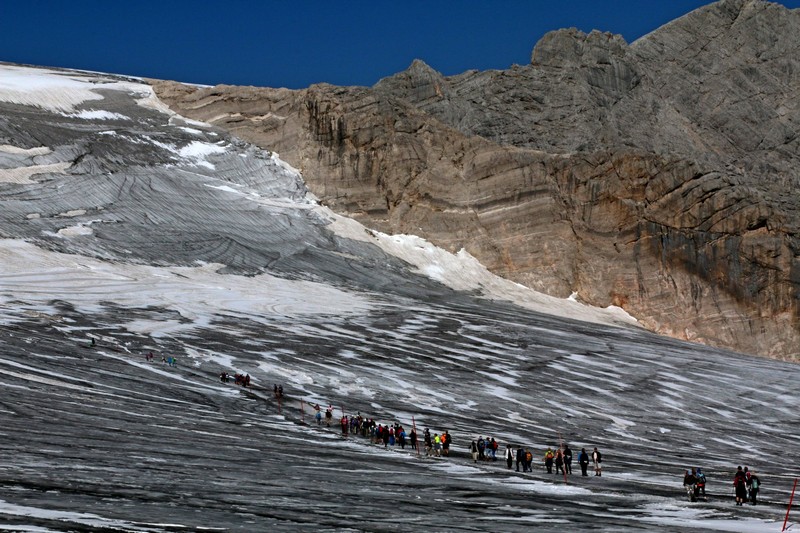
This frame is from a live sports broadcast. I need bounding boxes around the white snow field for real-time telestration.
[0,63,798,532]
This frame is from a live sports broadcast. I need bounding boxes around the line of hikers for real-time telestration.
[482,443,602,477]
[227,381,763,507]
[219,372,250,386]
[144,351,177,366]
[682,465,761,505]
[733,466,761,505]
[310,405,453,456]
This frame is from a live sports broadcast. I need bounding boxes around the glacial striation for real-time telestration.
[153,0,800,359]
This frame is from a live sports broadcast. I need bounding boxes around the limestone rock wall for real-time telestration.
[152,0,800,359]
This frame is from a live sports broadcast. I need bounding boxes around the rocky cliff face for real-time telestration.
[153,0,800,359]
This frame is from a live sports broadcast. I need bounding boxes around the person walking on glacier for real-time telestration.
[749,471,761,504]
[563,444,573,474]
[555,449,565,475]
[505,444,514,469]
[525,449,534,472]
[544,448,555,474]
[470,440,479,463]
[592,447,603,476]
[695,467,707,500]
[733,466,748,505]
[579,448,590,476]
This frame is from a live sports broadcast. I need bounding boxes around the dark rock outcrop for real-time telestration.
[153,0,800,359]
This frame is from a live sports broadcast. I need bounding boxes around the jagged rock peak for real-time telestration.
[374,58,448,101]
[531,28,629,67]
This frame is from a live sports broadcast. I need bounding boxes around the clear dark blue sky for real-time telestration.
[3,1,799,89]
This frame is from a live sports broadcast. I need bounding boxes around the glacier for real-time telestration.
[0,63,798,532]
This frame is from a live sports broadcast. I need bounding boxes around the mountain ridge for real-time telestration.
[152,0,799,359]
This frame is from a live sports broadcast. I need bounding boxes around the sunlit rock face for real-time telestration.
[153,0,800,359]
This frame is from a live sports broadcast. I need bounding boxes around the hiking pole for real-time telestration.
[783,478,798,532]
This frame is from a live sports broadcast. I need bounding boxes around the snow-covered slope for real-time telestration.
[0,63,797,532]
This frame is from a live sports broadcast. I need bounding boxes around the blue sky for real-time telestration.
[2,1,799,89]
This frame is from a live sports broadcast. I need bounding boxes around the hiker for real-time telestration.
[516,446,524,472]
[489,438,498,461]
[563,445,573,474]
[325,407,332,427]
[579,448,590,476]
[592,447,602,476]
[477,437,486,461]
[443,431,451,456]
[524,448,533,472]
[555,449,565,475]
[683,469,698,501]
[470,440,479,463]
[410,428,418,450]
[505,444,514,469]
[744,467,752,500]
[341,415,348,435]
[424,429,432,456]
[398,427,407,449]
[544,448,555,474]
[733,466,748,506]
[315,409,322,425]
[749,471,761,504]
[433,433,442,456]
[278,385,283,398]
[695,467,707,499]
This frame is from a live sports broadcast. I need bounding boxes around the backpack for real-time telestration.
[751,477,759,490]
[525,451,533,462]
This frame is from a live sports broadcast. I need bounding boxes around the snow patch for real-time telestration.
[178,141,227,169]
[0,162,71,184]
[323,212,639,329]
[0,144,51,156]
[0,239,376,335]
[66,109,129,121]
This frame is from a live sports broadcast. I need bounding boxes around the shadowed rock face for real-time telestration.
[152,0,800,359]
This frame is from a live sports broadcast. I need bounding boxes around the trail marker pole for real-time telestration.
[783,478,798,532]
[300,399,305,424]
